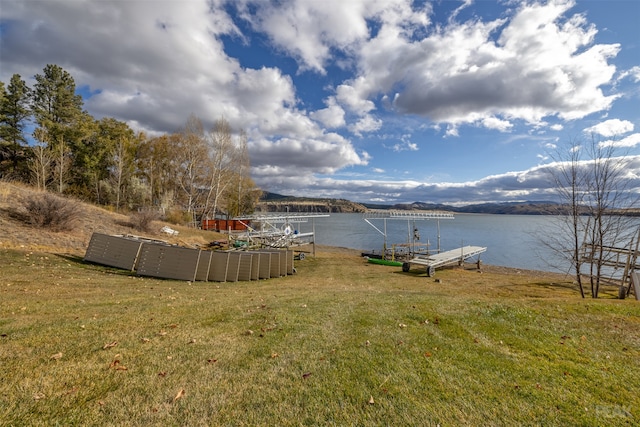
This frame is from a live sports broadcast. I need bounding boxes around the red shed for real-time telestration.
[201,219,249,232]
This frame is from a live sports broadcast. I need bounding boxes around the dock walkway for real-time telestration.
[402,245,487,276]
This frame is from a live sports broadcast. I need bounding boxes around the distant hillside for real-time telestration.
[390,201,566,215]
[259,193,562,215]
[259,193,640,216]
[257,192,366,213]
[386,201,640,216]
[348,199,568,215]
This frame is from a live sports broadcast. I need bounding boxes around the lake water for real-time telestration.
[302,213,567,272]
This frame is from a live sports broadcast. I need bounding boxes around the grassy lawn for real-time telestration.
[1,247,638,426]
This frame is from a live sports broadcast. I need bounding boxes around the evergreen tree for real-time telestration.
[0,74,31,179]
[32,64,84,131]
[31,64,85,192]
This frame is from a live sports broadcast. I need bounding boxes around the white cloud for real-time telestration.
[2,0,284,133]
[351,0,621,129]
[482,117,513,132]
[600,133,640,149]
[387,135,418,152]
[336,82,376,116]
[617,66,640,83]
[310,97,346,129]
[250,133,369,177]
[242,0,432,74]
[243,0,372,74]
[445,125,459,137]
[394,141,418,152]
[349,115,383,136]
[584,119,634,137]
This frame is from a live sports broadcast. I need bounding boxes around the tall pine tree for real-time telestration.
[0,74,31,179]
[31,64,85,192]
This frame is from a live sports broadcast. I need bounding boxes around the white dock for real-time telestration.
[402,245,487,276]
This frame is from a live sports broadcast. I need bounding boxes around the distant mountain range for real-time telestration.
[258,193,566,215]
[364,201,567,215]
[258,192,640,216]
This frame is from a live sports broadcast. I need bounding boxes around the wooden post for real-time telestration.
[631,272,640,301]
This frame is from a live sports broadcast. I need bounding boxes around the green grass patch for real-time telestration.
[1,249,638,426]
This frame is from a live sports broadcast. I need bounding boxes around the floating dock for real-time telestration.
[402,245,487,277]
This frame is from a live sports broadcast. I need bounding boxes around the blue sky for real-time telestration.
[2,0,639,205]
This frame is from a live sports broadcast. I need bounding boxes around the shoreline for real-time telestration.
[313,244,571,279]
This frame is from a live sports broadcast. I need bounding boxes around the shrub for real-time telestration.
[21,192,82,232]
[130,210,159,232]
[164,209,193,226]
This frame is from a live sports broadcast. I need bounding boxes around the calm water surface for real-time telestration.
[302,213,566,272]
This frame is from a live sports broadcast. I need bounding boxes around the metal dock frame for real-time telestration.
[231,212,330,256]
[402,245,487,277]
[364,209,455,258]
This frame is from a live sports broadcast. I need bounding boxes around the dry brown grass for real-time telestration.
[0,181,224,255]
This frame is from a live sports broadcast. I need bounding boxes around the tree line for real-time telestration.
[0,64,260,220]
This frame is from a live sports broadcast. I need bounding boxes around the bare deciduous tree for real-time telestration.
[175,115,208,218]
[224,129,261,217]
[546,138,587,297]
[29,135,53,191]
[133,115,261,222]
[52,135,71,194]
[547,136,640,298]
[109,136,136,211]
[136,134,177,210]
[202,118,235,219]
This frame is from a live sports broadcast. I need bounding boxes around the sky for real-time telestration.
[1,0,639,205]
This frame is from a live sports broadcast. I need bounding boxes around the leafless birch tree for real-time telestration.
[175,115,208,216]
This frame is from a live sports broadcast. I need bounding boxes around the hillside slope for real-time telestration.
[0,182,223,255]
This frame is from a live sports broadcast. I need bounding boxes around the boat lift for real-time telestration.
[232,212,329,256]
[364,210,487,276]
[364,210,455,259]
